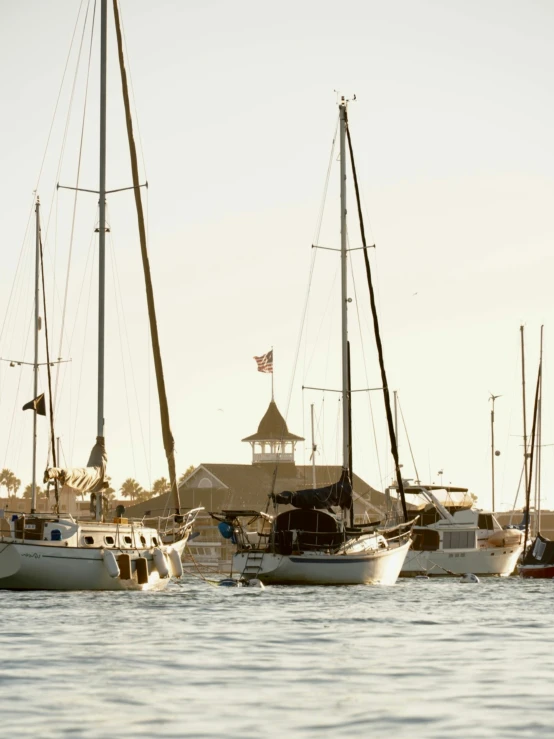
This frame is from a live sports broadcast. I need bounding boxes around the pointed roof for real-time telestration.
[242,401,304,443]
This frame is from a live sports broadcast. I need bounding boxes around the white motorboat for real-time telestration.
[0,0,201,590]
[213,98,413,585]
[399,485,523,577]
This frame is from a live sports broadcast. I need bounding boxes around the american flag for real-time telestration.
[253,349,273,373]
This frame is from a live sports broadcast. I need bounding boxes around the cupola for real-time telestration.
[242,401,304,465]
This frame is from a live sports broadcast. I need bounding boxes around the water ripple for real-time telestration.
[0,577,551,737]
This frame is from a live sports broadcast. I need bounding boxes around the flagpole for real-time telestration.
[271,346,274,400]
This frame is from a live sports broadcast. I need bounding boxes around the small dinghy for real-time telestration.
[460,573,480,583]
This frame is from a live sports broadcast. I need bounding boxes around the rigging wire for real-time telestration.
[34,0,89,196]
[312,117,339,245]
[113,0,180,513]
[108,229,138,480]
[271,120,338,500]
[69,224,97,465]
[117,0,149,181]
[55,209,98,421]
[397,393,420,483]
[0,0,88,359]
[39,232,60,514]
[113,0,154,488]
[107,212,152,484]
[3,295,35,469]
[347,236,383,487]
[54,0,97,411]
[345,108,407,521]
[293,118,340,491]
[42,0,95,343]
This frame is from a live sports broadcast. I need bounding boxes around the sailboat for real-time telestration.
[212,98,413,585]
[0,0,201,590]
[519,327,552,578]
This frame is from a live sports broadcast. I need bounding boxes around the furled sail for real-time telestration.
[44,437,109,494]
[274,470,352,510]
[113,0,180,514]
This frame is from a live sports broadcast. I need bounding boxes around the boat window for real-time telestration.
[152,537,159,546]
[84,536,95,545]
[411,529,440,551]
[420,509,441,526]
[124,535,133,545]
[140,535,146,546]
[104,536,115,545]
[443,531,476,549]
[478,514,494,530]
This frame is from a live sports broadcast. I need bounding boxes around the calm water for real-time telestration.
[1,576,552,738]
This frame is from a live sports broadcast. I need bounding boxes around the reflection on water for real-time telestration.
[0,577,550,738]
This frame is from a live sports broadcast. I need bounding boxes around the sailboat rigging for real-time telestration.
[0,0,200,591]
[212,98,413,585]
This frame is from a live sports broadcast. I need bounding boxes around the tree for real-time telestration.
[23,483,47,500]
[120,478,143,503]
[151,477,170,496]
[0,469,21,498]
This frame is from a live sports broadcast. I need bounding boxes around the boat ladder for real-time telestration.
[242,549,265,577]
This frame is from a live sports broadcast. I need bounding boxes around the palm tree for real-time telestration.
[0,469,21,499]
[151,477,170,496]
[120,478,143,503]
[23,483,45,499]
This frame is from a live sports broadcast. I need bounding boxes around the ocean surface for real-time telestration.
[1,575,552,738]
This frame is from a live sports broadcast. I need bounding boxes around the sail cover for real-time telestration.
[522,534,554,566]
[274,470,352,510]
[44,437,109,494]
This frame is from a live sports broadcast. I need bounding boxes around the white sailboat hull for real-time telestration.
[233,539,410,585]
[0,537,188,591]
[401,545,522,577]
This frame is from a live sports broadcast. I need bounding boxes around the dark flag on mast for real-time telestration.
[22,393,46,416]
[254,350,273,373]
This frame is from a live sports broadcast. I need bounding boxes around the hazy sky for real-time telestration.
[0,0,553,512]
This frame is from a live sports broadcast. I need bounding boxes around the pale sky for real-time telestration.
[0,0,553,512]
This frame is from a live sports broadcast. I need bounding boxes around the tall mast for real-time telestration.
[490,394,500,511]
[520,325,529,496]
[310,404,317,489]
[31,197,40,514]
[394,390,399,459]
[536,325,544,534]
[523,360,541,557]
[97,0,107,440]
[339,99,350,474]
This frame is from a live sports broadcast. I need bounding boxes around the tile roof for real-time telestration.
[241,401,304,442]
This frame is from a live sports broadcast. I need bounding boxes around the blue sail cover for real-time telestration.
[274,471,352,510]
